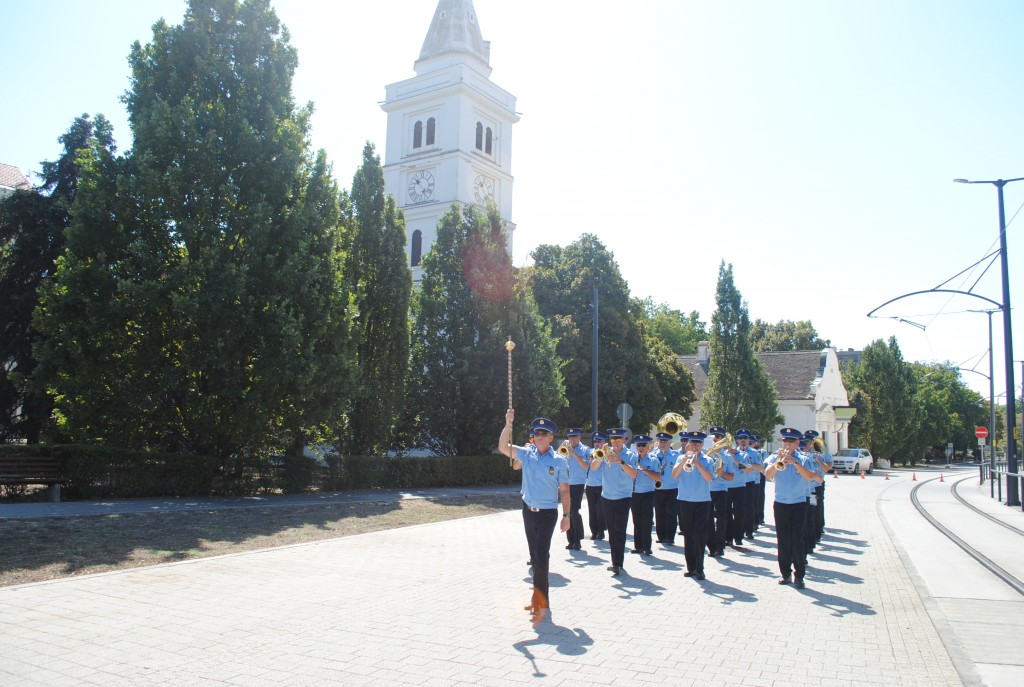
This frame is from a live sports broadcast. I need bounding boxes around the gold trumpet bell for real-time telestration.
[558,444,571,456]
[593,448,607,461]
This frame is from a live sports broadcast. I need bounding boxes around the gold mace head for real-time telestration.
[505,339,516,352]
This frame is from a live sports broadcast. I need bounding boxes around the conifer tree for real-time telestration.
[34,0,357,459]
[0,114,113,442]
[342,142,412,455]
[408,204,564,455]
[701,261,781,437]
[846,337,918,464]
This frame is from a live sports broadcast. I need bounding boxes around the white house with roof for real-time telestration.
[0,163,31,201]
[677,344,854,452]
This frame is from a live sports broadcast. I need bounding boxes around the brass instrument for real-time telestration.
[713,454,724,473]
[558,443,571,456]
[681,451,697,472]
[774,447,791,471]
[705,433,733,460]
[657,412,687,436]
[592,447,607,461]
[812,437,827,453]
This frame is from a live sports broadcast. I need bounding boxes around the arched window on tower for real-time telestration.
[475,122,483,151]
[485,127,493,155]
[411,230,423,267]
[426,117,436,146]
[413,121,423,149]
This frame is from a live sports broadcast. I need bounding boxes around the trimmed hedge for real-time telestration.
[0,444,519,500]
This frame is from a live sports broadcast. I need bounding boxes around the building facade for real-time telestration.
[381,0,518,281]
[678,345,854,453]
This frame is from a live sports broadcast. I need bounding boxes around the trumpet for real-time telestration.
[592,447,607,461]
[681,451,697,472]
[558,443,571,456]
[812,437,827,453]
[774,447,791,471]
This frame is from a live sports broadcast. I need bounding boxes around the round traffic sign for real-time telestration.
[975,426,989,439]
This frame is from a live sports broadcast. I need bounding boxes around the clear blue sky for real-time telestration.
[4,0,1024,406]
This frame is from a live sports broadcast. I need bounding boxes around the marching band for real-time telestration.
[502,409,835,620]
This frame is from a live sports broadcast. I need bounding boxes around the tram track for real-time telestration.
[909,474,1024,597]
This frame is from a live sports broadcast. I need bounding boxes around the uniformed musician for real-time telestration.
[593,427,636,576]
[673,431,715,579]
[805,430,832,544]
[705,426,735,558]
[652,432,680,545]
[724,430,750,547]
[752,435,767,527]
[764,427,823,589]
[559,427,590,551]
[499,411,571,620]
[630,435,659,556]
[584,431,608,541]
[734,429,763,541]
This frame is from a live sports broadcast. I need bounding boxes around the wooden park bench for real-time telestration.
[0,454,61,502]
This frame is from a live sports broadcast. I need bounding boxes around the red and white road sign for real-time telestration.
[975,426,989,439]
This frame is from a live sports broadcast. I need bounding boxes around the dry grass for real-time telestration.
[0,493,522,587]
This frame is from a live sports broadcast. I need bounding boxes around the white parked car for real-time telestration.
[832,448,874,474]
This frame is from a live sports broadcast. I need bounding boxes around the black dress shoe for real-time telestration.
[778,577,792,585]
[630,549,641,554]
[683,570,694,577]
[608,565,621,576]
[695,572,706,580]
[794,579,806,589]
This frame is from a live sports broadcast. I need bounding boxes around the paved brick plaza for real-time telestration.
[0,476,972,686]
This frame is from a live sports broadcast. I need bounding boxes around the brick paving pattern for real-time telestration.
[0,476,967,686]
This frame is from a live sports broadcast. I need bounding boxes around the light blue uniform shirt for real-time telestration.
[766,451,815,504]
[652,448,680,490]
[600,449,637,500]
[726,451,748,489]
[736,447,760,484]
[633,452,660,494]
[585,445,604,487]
[709,452,736,492]
[564,443,590,486]
[675,453,713,502]
[517,446,569,510]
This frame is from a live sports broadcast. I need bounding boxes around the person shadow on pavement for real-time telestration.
[611,571,667,600]
[696,578,758,605]
[714,556,774,579]
[794,586,877,617]
[514,622,594,678]
[565,548,606,568]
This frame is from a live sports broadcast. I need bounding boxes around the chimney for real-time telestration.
[697,341,710,371]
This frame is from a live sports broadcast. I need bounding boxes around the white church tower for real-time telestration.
[381,0,518,281]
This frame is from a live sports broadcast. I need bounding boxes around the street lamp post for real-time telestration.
[955,176,1024,506]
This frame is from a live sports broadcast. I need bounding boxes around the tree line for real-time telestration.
[0,0,993,467]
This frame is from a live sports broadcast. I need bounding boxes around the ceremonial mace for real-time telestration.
[505,338,515,466]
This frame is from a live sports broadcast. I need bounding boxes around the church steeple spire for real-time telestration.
[416,0,490,72]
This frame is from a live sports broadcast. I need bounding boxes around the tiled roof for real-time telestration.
[0,163,31,191]
[678,349,824,401]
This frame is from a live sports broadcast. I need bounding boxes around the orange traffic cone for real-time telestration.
[912,473,917,481]
[860,470,866,479]
[940,473,945,483]
[833,469,839,479]
[885,472,890,480]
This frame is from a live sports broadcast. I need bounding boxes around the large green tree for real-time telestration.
[909,363,987,461]
[407,204,564,455]
[0,114,114,442]
[700,261,781,438]
[750,319,830,352]
[340,143,411,456]
[34,0,357,459]
[640,299,707,356]
[846,337,918,464]
[528,234,695,433]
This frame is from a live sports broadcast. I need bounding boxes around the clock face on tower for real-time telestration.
[473,175,495,204]
[407,170,435,204]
